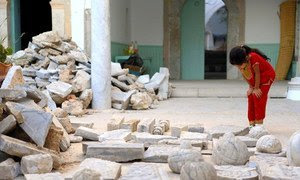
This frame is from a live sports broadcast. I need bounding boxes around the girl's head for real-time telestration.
[230,45,270,66]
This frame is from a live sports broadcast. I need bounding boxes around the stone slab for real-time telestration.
[98,129,132,142]
[74,126,101,141]
[236,136,258,147]
[50,114,71,152]
[0,115,17,134]
[180,131,210,141]
[0,89,27,101]
[137,118,155,133]
[120,162,169,180]
[86,143,144,162]
[187,124,204,133]
[46,81,73,98]
[215,165,258,180]
[121,119,140,132]
[1,66,25,89]
[158,139,204,148]
[70,135,83,143]
[133,132,177,148]
[262,164,300,180]
[171,124,188,137]
[71,120,94,130]
[21,154,53,174]
[208,125,249,139]
[24,173,64,180]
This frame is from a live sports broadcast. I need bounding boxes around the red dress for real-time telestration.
[240,52,276,124]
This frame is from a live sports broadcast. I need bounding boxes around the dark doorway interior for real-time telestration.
[20,0,52,49]
[205,50,226,79]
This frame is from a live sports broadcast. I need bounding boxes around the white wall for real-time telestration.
[245,0,285,44]
[130,0,163,45]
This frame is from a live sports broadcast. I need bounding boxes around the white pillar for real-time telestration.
[91,0,111,109]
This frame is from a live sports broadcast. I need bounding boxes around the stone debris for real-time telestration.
[287,130,300,166]
[256,135,282,154]
[74,126,101,141]
[1,66,25,89]
[215,165,259,180]
[107,116,125,131]
[171,124,188,137]
[180,131,210,142]
[0,158,20,179]
[130,92,153,110]
[120,162,169,180]
[120,119,140,132]
[44,125,63,152]
[208,125,249,139]
[0,115,17,134]
[98,129,132,142]
[70,120,94,130]
[21,154,53,174]
[180,161,217,180]
[0,89,27,101]
[137,118,155,133]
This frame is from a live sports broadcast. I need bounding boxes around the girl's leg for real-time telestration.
[248,94,255,126]
[253,85,271,124]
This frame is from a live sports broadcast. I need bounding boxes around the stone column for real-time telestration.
[287,0,300,101]
[0,0,8,47]
[91,0,111,109]
[50,0,71,38]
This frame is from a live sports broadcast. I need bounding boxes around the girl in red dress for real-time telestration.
[230,45,276,127]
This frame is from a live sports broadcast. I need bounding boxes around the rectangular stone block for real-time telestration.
[236,136,257,147]
[0,89,27,101]
[98,129,132,142]
[0,134,61,169]
[120,162,169,180]
[82,142,100,155]
[188,123,204,133]
[86,143,144,162]
[121,119,140,132]
[137,118,155,133]
[180,131,210,141]
[0,158,20,179]
[24,173,64,180]
[74,126,101,141]
[70,120,94,130]
[208,125,250,139]
[107,116,124,131]
[133,132,177,148]
[171,124,188,137]
[158,139,204,148]
[0,115,17,134]
[51,114,71,152]
[46,81,72,98]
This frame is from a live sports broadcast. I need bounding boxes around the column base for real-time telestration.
[287,77,300,101]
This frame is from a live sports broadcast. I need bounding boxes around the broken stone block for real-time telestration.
[111,62,126,77]
[287,130,300,166]
[180,161,217,180]
[32,31,62,47]
[111,77,131,92]
[1,66,25,89]
[180,132,210,142]
[133,132,177,147]
[86,143,144,162]
[24,173,64,180]
[130,92,153,110]
[44,125,63,152]
[0,158,20,179]
[72,70,91,93]
[21,154,53,174]
[0,115,17,134]
[215,165,258,180]
[62,99,85,116]
[236,136,258,147]
[247,125,270,139]
[157,67,169,100]
[79,89,93,109]
[0,134,61,169]
[158,139,204,148]
[42,90,57,111]
[99,129,131,142]
[120,162,169,180]
[0,89,26,101]
[71,120,94,130]
[58,117,74,134]
[121,119,140,132]
[70,135,83,143]
[136,74,150,84]
[69,50,89,63]
[50,114,71,152]
[256,135,282,154]
[152,119,170,135]
[58,68,72,83]
[35,77,51,88]
[107,116,124,131]
[49,54,70,64]
[46,81,73,98]
[72,168,102,180]
[47,60,59,71]
[188,124,204,133]
[171,124,188,137]
[80,158,121,180]
[11,50,32,65]
[137,118,155,133]
[74,126,100,141]
[212,133,249,165]
[208,125,250,139]
[82,142,100,155]
[53,108,68,118]
[36,68,51,79]
[144,72,166,90]
[112,90,136,110]
[17,86,48,108]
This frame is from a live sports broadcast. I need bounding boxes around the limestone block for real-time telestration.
[157,67,170,100]
[21,154,53,174]
[35,77,50,88]
[247,126,269,139]
[158,139,204,148]
[112,90,136,110]
[71,120,94,130]
[79,89,93,109]
[144,72,166,90]
[256,135,282,154]
[261,164,300,179]
[0,115,17,134]
[249,155,288,174]
[59,68,73,82]
[42,90,57,111]
[69,50,89,63]
[50,114,71,151]
[180,131,210,141]
[0,158,20,179]
[236,136,258,147]
[208,125,249,139]
[215,165,258,180]
[111,77,130,91]
[120,119,140,132]
[171,124,188,137]
[133,132,177,148]
[44,125,63,152]
[24,173,64,180]
[72,168,102,180]
[111,62,126,77]
[0,89,27,101]
[180,161,217,180]
[130,92,153,110]
[53,108,68,118]
[49,54,70,64]
[58,117,75,134]
[72,70,91,93]
[74,126,100,141]
[136,75,150,84]
[1,66,25,89]
[107,116,124,131]
[137,118,155,133]
[32,31,62,47]
[46,81,73,98]
[23,67,37,77]
[188,123,204,133]
[70,135,83,143]
[98,129,132,142]
[287,130,300,166]
[36,68,51,79]
[62,99,85,116]
[212,133,249,165]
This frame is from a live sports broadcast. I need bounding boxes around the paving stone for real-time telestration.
[86,143,144,162]
[74,126,101,141]
[46,81,73,98]
[236,136,258,147]
[0,158,20,179]
[24,172,64,180]
[99,129,132,142]
[133,132,177,147]
[1,66,25,89]
[120,162,169,180]
[21,154,53,174]
[208,125,250,139]
[121,119,140,132]
[256,135,282,154]
[144,145,200,163]
[0,134,61,169]
[180,131,210,141]
[80,158,121,180]
[72,168,102,180]
[180,161,217,180]
[44,125,63,153]
[171,124,188,137]
[137,118,155,133]
[107,116,124,131]
[0,115,17,134]
[71,120,94,130]
[215,165,258,180]
[0,89,27,101]
[187,123,204,133]
[72,70,91,93]
[70,135,83,143]
[79,89,93,109]
[158,139,204,148]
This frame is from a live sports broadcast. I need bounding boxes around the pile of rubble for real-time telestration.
[8,31,172,113]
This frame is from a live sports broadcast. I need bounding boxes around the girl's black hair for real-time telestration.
[229,45,270,65]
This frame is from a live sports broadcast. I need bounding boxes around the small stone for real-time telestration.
[99,129,132,142]
[79,89,93,109]
[133,132,177,148]
[130,92,153,110]
[137,118,155,133]
[70,135,83,143]
[58,117,74,134]
[111,62,126,77]
[62,99,85,116]
[180,161,217,180]
[215,165,258,180]
[53,108,68,118]
[46,81,73,98]
[49,54,70,64]
[171,124,188,137]
[80,158,121,180]
[0,158,20,179]
[44,125,63,153]
[69,50,89,63]
[24,172,64,180]
[236,136,258,147]
[1,66,25,89]
[72,70,91,93]
[247,125,269,139]
[188,124,204,133]
[208,125,250,139]
[35,77,50,88]
[287,130,300,166]
[256,135,282,154]
[21,154,53,174]
[121,119,140,132]
[0,115,17,134]
[72,168,102,180]
[47,60,59,71]
[71,120,94,130]
[36,68,51,79]
[74,126,100,141]
[22,67,37,77]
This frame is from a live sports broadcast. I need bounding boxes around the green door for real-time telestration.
[181,0,205,80]
[10,0,21,52]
